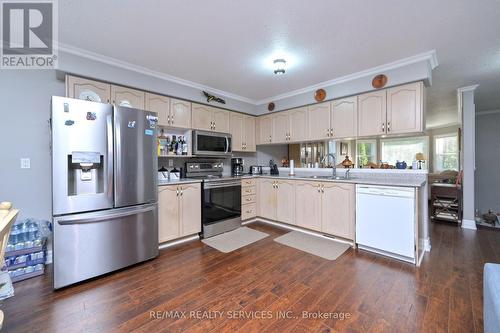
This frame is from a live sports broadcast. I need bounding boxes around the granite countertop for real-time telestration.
[158,178,202,186]
[257,174,426,187]
[157,172,426,188]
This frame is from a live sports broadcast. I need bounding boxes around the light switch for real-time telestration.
[21,158,30,169]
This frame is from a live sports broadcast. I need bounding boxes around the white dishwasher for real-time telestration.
[356,185,416,263]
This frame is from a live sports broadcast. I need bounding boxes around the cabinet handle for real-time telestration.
[176,187,179,196]
[330,128,333,136]
[321,184,325,193]
[180,187,183,196]
[246,198,252,202]
[382,123,385,132]
[387,122,391,132]
[171,116,174,125]
[326,129,330,137]
[107,99,110,104]
[317,184,321,193]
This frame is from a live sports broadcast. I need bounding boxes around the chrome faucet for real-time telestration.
[321,153,337,178]
[345,168,351,180]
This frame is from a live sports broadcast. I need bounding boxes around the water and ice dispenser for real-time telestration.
[67,151,104,196]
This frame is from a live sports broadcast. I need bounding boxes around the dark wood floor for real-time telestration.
[2,221,499,333]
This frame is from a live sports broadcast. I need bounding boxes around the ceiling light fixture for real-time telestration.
[273,59,286,75]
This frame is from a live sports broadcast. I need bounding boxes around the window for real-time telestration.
[356,140,377,167]
[434,134,459,172]
[381,136,429,166]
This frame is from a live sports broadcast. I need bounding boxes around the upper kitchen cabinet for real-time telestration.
[192,103,229,133]
[358,90,386,137]
[212,108,230,133]
[386,81,423,135]
[66,75,111,103]
[308,102,331,141]
[257,115,273,144]
[231,113,256,152]
[289,107,308,142]
[331,97,358,139]
[169,99,192,129]
[111,85,145,109]
[273,112,290,143]
[145,93,170,126]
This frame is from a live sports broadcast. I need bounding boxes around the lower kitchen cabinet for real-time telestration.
[294,181,322,231]
[158,183,201,243]
[321,183,355,240]
[258,179,277,220]
[276,180,295,224]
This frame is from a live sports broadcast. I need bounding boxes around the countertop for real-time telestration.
[158,178,202,186]
[158,173,426,188]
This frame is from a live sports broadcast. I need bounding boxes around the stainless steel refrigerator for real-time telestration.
[51,96,159,289]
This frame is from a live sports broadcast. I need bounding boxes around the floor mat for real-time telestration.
[202,227,269,253]
[274,231,350,260]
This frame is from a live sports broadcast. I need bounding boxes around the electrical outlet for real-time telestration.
[20,158,30,169]
[168,159,173,167]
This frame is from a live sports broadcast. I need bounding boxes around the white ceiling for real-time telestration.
[59,0,500,118]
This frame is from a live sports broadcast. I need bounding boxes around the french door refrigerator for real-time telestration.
[51,96,159,289]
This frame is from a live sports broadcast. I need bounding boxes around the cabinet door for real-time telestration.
[258,115,273,144]
[192,103,213,131]
[180,183,201,236]
[170,99,192,129]
[258,179,277,220]
[111,85,145,109]
[243,116,256,152]
[276,180,295,225]
[386,82,423,135]
[212,108,230,133]
[289,107,308,142]
[230,113,244,151]
[358,90,386,137]
[66,75,111,103]
[294,181,322,231]
[331,97,357,139]
[158,186,180,243]
[321,183,355,240]
[273,112,290,143]
[308,102,331,141]
[145,93,170,126]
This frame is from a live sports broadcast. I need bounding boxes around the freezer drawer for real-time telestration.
[53,203,158,289]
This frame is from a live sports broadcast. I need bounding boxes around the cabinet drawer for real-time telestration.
[242,179,256,187]
[242,194,256,204]
[242,186,256,196]
[242,203,257,220]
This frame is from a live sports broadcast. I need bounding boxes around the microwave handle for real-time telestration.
[225,136,229,153]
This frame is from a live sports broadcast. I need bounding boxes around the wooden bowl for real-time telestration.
[372,74,388,89]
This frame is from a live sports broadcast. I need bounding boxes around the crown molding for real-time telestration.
[457,84,480,93]
[255,49,439,105]
[56,42,257,105]
[56,43,438,107]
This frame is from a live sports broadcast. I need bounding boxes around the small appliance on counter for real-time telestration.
[231,158,244,176]
[158,166,169,181]
[269,160,279,175]
[249,165,263,175]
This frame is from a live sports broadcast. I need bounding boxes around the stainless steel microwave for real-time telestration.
[192,130,232,156]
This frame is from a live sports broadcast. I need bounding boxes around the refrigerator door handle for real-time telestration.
[107,114,114,200]
[57,205,156,225]
[225,136,229,153]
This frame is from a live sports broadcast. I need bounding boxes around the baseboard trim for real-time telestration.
[159,234,200,250]
[243,218,355,247]
[461,219,477,230]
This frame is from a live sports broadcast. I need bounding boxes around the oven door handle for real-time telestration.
[204,181,242,189]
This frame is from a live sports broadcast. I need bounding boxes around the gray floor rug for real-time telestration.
[202,227,269,253]
[274,231,350,260]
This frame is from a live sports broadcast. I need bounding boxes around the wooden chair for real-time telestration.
[0,202,20,329]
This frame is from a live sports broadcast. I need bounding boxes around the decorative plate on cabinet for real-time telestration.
[314,89,326,102]
[268,102,275,111]
[372,74,388,89]
[78,90,102,103]
[119,100,132,107]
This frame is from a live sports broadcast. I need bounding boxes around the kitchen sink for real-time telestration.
[306,175,355,180]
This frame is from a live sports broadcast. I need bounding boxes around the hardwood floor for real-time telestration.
[1,221,499,333]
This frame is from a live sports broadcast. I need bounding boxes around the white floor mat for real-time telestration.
[202,227,269,253]
[274,231,350,260]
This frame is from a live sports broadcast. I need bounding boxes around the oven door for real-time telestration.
[193,130,232,156]
[202,180,241,236]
